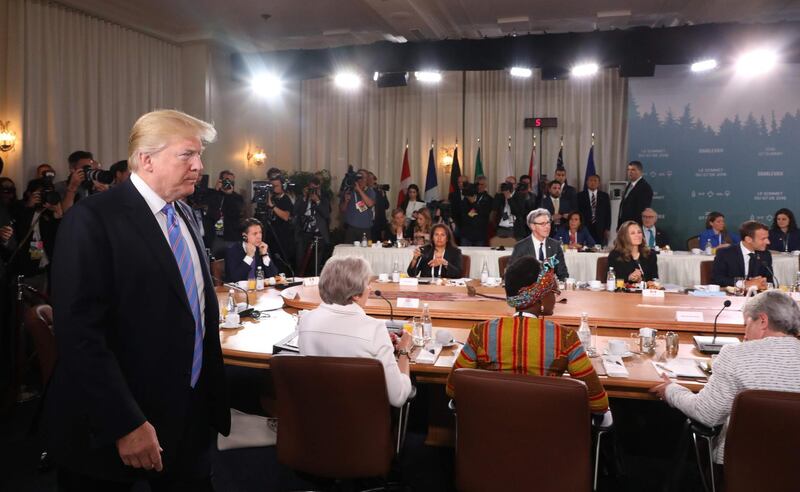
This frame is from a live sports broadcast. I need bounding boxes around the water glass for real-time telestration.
[412,317,425,347]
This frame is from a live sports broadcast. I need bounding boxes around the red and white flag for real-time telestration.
[397,145,411,206]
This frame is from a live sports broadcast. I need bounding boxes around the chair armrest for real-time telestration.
[688,418,723,438]
[448,398,456,415]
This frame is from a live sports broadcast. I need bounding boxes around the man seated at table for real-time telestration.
[711,220,773,289]
[510,208,569,280]
[297,256,414,407]
[224,218,279,282]
[651,290,800,464]
[446,256,611,423]
[640,208,670,249]
[407,223,463,278]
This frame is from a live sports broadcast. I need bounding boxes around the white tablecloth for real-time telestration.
[332,245,799,288]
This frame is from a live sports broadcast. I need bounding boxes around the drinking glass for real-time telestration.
[412,317,425,347]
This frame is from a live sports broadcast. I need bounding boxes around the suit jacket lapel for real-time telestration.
[119,179,192,315]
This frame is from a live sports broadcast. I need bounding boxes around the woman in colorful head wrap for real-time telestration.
[446,255,610,419]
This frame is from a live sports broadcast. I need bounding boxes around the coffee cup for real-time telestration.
[707,284,720,292]
[378,273,389,282]
[237,280,249,291]
[691,248,702,255]
[607,339,628,355]
[353,241,360,247]
[588,280,602,289]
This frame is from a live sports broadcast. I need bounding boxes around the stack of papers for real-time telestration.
[651,358,707,378]
[601,356,629,378]
[413,344,443,364]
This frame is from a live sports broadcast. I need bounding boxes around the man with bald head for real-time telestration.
[45,110,230,491]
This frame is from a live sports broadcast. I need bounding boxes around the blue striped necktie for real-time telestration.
[163,203,203,387]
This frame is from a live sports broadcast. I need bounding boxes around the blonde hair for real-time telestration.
[318,256,372,305]
[613,220,650,261]
[128,109,217,170]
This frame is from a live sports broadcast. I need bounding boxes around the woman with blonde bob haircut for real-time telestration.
[297,256,414,407]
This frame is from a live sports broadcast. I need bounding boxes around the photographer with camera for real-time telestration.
[294,176,330,275]
[11,174,64,293]
[205,170,245,258]
[57,150,113,213]
[263,169,296,272]
[367,171,390,242]
[339,169,376,243]
[512,176,538,239]
[460,183,492,246]
[492,181,523,241]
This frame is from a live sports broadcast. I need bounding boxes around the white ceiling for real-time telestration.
[59,0,800,51]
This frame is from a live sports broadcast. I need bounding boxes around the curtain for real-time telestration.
[299,68,628,206]
[19,0,181,175]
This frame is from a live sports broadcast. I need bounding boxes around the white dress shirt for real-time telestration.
[130,172,206,332]
[740,242,754,278]
[297,302,413,407]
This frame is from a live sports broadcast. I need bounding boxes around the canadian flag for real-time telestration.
[397,145,411,207]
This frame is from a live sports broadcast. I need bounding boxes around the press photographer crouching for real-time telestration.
[294,176,331,276]
[224,218,278,283]
[205,170,245,258]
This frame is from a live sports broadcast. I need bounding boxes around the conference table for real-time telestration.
[332,244,800,288]
[217,282,755,401]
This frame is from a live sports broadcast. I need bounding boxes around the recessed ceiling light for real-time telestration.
[510,67,532,78]
[690,59,718,72]
[571,63,599,77]
[414,71,442,83]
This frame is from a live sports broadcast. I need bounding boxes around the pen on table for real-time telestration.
[655,362,675,376]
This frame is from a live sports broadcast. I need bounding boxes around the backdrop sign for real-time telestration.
[627,65,800,249]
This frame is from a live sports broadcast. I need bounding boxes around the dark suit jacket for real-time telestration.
[542,195,576,218]
[293,193,331,244]
[607,250,659,282]
[510,235,569,280]
[560,183,577,204]
[577,190,611,240]
[712,245,773,287]
[554,226,596,248]
[618,178,653,225]
[407,245,463,279]
[224,243,279,282]
[44,179,230,481]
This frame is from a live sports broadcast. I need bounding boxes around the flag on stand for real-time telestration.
[583,144,596,191]
[528,140,538,192]
[449,146,461,193]
[501,138,514,179]
[474,145,484,181]
[555,147,564,171]
[397,145,411,206]
[424,144,438,202]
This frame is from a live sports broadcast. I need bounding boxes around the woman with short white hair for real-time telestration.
[297,256,413,407]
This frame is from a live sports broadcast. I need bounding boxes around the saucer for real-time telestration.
[376,279,391,283]
[603,349,634,358]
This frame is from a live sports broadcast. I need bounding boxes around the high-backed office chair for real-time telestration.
[596,256,609,282]
[723,390,800,492]
[498,255,511,278]
[461,255,471,278]
[451,369,593,492]
[686,235,700,251]
[211,259,225,286]
[270,356,413,488]
[700,261,714,285]
[24,304,57,386]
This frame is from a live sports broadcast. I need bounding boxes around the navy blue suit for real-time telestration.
[711,245,773,287]
[554,226,596,248]
[224,242,279,282]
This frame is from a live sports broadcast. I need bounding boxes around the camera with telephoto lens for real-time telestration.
[516,182,529,193]
[377,184,390,192]
[221,178,234,191]
[82,165,114,185]
[499,182,514,193]
[40,171,61,205]
[341,169,360,194]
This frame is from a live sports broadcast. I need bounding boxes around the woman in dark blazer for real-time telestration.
[407,223,463,278]
[607,220,659,284]
[554,211,596,249]
[225,218,279,282]
[769,208,800,252]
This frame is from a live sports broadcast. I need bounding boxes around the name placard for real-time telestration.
[396,297,420,309]
[642,289,665,298]
[399,277,419,286]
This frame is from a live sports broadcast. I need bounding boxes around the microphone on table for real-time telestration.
[272,252,296,280]
[712,299,732,343]
[755,253,778,288]
[374,289,405,332]
[694,299,735,354]
[212,276,259,319]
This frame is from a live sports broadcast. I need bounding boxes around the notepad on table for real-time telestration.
[651,358,707,379]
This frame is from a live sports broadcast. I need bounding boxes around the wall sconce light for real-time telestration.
[246,148,267,166]
[440,147,454,172]
[0,121,17,152]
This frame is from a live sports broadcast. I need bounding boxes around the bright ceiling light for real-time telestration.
[334,71,362,90]
[373,71,380,81]
[691,59,718,72]
[735,49,778,75]
[571,63,599,77]
[510,67,532,78]
[414,71,442,83]
[251,73,283,98]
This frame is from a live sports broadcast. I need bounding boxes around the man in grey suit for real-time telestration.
[510,208,569,280]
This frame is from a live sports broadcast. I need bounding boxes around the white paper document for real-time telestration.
[651,358,707,378]
[601,356,629,378]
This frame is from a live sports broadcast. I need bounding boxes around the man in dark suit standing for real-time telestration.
[641,208,670,249]
[617,161,653,226]
[712,221,773,288]
[541,180,576,232]
[554,167,577,205]
[45,110,230,491]
[577,174,611,245]
[510,208,569,280]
